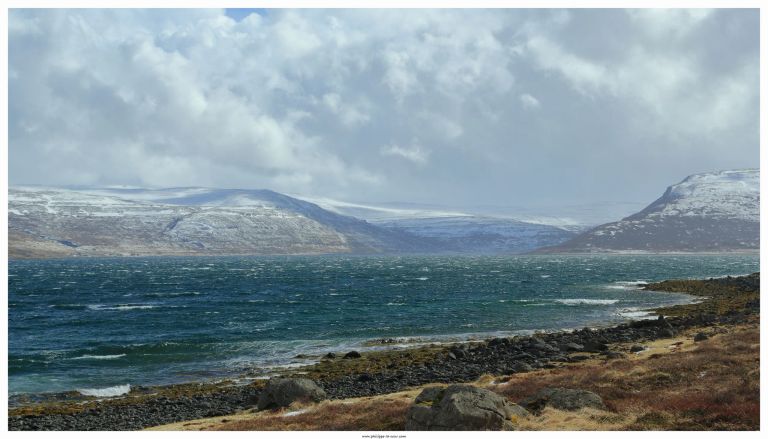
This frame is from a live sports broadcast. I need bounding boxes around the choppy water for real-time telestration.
[8,254,758,396]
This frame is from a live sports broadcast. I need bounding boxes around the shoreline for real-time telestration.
[7,272,759,431]
[7,288,699,403]
[8,248,761,261]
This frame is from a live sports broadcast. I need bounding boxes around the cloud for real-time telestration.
[8,9,759,207]
[380,143,430,165]
[519,93,541,110]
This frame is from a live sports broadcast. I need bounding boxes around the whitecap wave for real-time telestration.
[555,299,619,306]
[71,354,127,360]
[77,384,131,397]
[87,304,156,311]
[605,281,648,290]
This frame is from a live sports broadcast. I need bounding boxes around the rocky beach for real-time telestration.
[7,272,759,431]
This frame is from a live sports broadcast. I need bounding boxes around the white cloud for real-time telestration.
[519,93,541,110]
[380,143,430,165]
[8,9,759,206]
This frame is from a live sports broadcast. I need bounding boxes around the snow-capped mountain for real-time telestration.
[372,216,576,254]
[8,187,438,258]
[294,197,579,253]
[540,169,760,253]
[296,196,645,231]
[9,187,583,258]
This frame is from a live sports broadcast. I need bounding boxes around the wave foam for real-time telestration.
[77,384,131,397]
[555,299,619,306]
[71,354,127,360]
[88,304,156,311]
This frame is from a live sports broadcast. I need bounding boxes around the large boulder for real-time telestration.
[519,387,606,414]
[405,385,529,431]
[256,378,327,410]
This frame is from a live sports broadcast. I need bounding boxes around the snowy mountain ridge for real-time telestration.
[540,169,759,253]
[632,169,759,222]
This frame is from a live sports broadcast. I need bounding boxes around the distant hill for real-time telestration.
[538,169,759,253]
[8,186,576,258]
[8,187,439,258]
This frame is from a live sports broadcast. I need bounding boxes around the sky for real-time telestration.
[8,8,760,209]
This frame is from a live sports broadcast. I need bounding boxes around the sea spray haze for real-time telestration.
[8,254,758,397]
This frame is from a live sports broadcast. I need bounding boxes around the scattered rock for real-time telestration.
[563,342,585,352]
[519,388,606,414]
[694,332,709,342]
[343,351,362,359]
[509,361,533,373]
[323,352,336,359]
[406,385,528,431]
[603,351,626,359]
[582,340,609,353]
[659,328,676,337]
[256,378,327,410]
[630,345,646,353]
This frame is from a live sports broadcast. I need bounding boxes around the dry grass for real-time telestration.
[157,324,759,431]
[203,395,413,431]
[491,324,760,430]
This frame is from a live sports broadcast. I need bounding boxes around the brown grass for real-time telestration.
[204,395,413,431]
[160,324,759,431]
[491,324,760,430]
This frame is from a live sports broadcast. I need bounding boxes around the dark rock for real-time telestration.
[531,341,558,353]
[694,332,709,342]
[450,347,467,359]
[509,361,533,373]
[629,345,646,353]
[659,328,676,337]
[343,351,362,359]
[323,352,337,359]
[510,352,536,361]
[582,340,609,353]
[519,387,607,414]
[488,338,506,347]
[603,351,626,359]
[563,342,585,352]
[414,386,445,404]
[256,378,327,410]
[406,385,528,431]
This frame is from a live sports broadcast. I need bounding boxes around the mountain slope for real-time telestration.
[373,215,576,254]
[294,197,579,253]
[8,187,438,258]
[539,169,760,253]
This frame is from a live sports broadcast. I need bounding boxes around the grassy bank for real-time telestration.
[151,323,759,431]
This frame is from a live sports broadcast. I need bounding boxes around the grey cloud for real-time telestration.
[8,8,759,208]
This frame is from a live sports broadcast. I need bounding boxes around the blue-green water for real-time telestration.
[8,254,758,396]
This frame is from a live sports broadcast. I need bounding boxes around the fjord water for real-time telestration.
[8,254,758,396]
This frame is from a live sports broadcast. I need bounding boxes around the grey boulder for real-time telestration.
[406,385,529,431]
[256,378,327,410]
[519,387,606,414]
[694,332,709,342]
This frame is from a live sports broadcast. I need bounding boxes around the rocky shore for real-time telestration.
[8,273,759,431]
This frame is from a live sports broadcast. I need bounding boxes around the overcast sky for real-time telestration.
[8,8,760,208]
